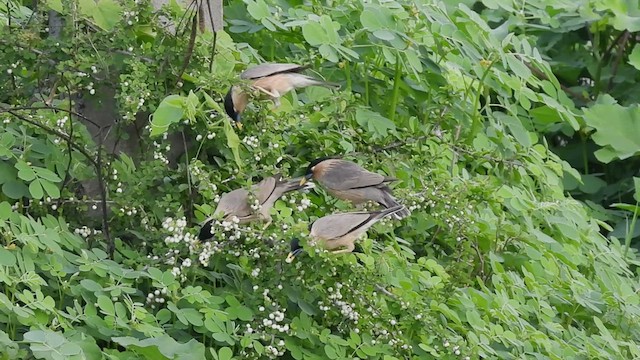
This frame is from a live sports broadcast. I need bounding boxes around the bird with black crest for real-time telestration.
[198,174,314,241]
[299,157,411,219]
[286,205,406,263]
[224,63,340,123]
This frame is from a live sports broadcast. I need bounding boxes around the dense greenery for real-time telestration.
[2,0,640,358]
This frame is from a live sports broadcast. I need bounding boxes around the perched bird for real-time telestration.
[224,63,340,122]
[300,157,411,219]
[286,205,406,262]
[198,174,313,240]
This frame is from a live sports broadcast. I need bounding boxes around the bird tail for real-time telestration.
[294,75,341,90]
[379,192,411,219]
[374,204,409,221]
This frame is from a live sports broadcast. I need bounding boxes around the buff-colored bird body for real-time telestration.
[286,205,405,262]
[224,63,340,122]
[302,158,411,219]
[198,175,308,240]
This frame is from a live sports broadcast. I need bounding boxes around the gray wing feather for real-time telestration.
[255,176,277,205]
[215,189,252,218]
[311,212,371,240]
[240,63,307,80]
[321,161,386,190]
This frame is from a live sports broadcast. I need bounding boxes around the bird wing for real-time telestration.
[215,188,252,218]
[320,160,386,191]
[254,176,278,205]
[240,63,308,80]
[310,212,372,240]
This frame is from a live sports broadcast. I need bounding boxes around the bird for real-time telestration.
[224,63,340,122]
[299,157,411,219]
[285,205,406,263]
[198,174,313,240]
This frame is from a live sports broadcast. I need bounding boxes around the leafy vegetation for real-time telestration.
[2,0,640,358]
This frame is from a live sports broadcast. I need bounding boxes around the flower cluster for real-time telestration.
[145,287,168,309]
[162,217,196,247]
[319,282,360,322]
[74,226,102,238]
[152,133,170,165]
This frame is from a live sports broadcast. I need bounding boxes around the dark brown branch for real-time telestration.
[2,105,104,128]
[57,77,75,208]
[175,11,199,87]
[5,110,98,167]
[522,61,589,101]
[96,126,114,259]
[607,31,630,92]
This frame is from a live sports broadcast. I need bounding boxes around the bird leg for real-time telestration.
[255,86,279,99]
[262,219,272,230]
[330,242,356,254]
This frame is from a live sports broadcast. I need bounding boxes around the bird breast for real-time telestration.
[252,73,312,96]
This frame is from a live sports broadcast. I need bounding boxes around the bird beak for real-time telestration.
[299,174,312,186]
[235,120,243,130]
[286,248,304,263]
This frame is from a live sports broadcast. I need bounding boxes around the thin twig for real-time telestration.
[175,10,199,87]
[96,125,114,259]
[607,31,630,92]
[56,76,75,208]
[182,130,195,223]
[0,105,104,128]
[6,110,98,167]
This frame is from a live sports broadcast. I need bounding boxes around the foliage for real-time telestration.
[1,0,640,359]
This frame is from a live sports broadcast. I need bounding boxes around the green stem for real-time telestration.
[581,133,589,175]
[345,61,352,93]
[467,60,495,143]
[623,202,639,260]
[364,59,370,106]
[388,52,402,122]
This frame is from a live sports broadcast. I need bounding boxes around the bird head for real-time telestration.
[198,220,214,241]
[300,157,331,185]
[223,87,241,123]
[286,238,305,263]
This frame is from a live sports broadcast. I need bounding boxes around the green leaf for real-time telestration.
[302,22,328,46]
[302,16,340,46]
[355,108,396,138]
[246,0,270,20]
[78,0,94,16]
[2,181,29,199]
[0,201,11,221]
[40,180,61,199]
[92,0,122,31]
[113,335,206,360]
[494,112,532,147]
[360,6,396,32]
[634,177,640,203]
[0,132,15,157]
[96,295,115,315]
[46,0,65,13]
[24,330,82,360]
[223,120,242,168]
[16,161,36,182]
[630,44,640,71]
[583,100,640,162]
[29,179,44,199]
[33,167,62,182]
[505,54,531,79]
[150,95,185,137]
[218,347,233,360]
[0,248,16,267]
